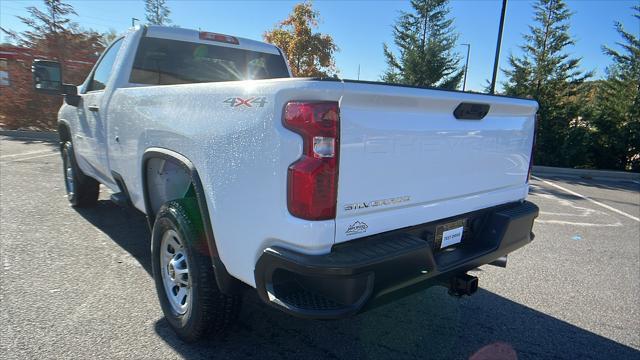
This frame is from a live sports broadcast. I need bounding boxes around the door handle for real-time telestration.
[88,105,100,112]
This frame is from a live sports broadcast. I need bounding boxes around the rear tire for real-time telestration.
[151,198,241,342]
[61,141,99,207]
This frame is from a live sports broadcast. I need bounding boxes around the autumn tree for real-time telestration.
[2,0,102,76]
[502,0,592,167]
[263,1,338,77]
[589,6,640,171]
[0,0,104,129]
[382,0,463,89]
[101,28,119,47]
[145,0,172,26]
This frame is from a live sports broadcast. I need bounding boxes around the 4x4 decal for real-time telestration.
[223,97,267,108]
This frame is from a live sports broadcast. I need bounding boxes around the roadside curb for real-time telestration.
[533,165,639,181]
[0,130,59,142]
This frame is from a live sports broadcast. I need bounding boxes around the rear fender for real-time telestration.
[141,148,245,295]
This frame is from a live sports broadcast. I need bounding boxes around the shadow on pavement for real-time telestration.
[151,287,639,360]
[74,198,640,360]
[75,199,152,274]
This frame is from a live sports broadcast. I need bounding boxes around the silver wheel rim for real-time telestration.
[64,149,75,197]
[160,229,192,315]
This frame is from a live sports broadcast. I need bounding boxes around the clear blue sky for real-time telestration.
[1,0,637,92]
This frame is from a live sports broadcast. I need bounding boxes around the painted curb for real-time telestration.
[0,130,59,142]
[533,165,639,181]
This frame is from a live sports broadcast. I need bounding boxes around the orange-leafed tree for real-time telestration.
[263,1,338,77]
[0,0,104,129]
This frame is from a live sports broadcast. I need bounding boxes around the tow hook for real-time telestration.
[448,273,479,297]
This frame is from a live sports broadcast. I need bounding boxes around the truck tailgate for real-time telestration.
[335,82,537,244]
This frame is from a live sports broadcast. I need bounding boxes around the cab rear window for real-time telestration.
[129,37,289,85]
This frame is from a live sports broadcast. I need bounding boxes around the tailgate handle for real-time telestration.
[454,103,490,120]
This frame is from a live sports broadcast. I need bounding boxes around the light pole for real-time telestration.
[131,18,139,27]
[461,43,470,91]
[490,0,508,94]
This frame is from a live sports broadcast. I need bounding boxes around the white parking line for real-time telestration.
[535,219,622,227]
[532,175,639,222]
[0,149,54,159]
[531,186,623,227]
[1,152,58,162]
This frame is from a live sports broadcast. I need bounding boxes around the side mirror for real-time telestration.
[32,60,62,94]
[32,59,81,107]
[63,84,81,107]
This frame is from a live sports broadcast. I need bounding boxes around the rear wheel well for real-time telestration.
[142,151,246,295]
[144,156,193,218]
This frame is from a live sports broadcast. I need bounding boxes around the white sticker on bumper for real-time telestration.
[441,226,464,248]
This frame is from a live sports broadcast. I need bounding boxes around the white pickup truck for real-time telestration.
[33,25,539,341]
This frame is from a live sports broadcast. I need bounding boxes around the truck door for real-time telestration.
[78,38,123,180]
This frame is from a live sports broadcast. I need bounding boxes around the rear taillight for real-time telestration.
[283,101,339,220]
[527,115,537,182]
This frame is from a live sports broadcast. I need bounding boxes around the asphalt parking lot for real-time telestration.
[1,135,639,360]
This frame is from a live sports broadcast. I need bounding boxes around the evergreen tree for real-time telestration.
[590,6,640,171]
[145,0,172,26]
[382,0,463,89]
[502,0,592,167]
